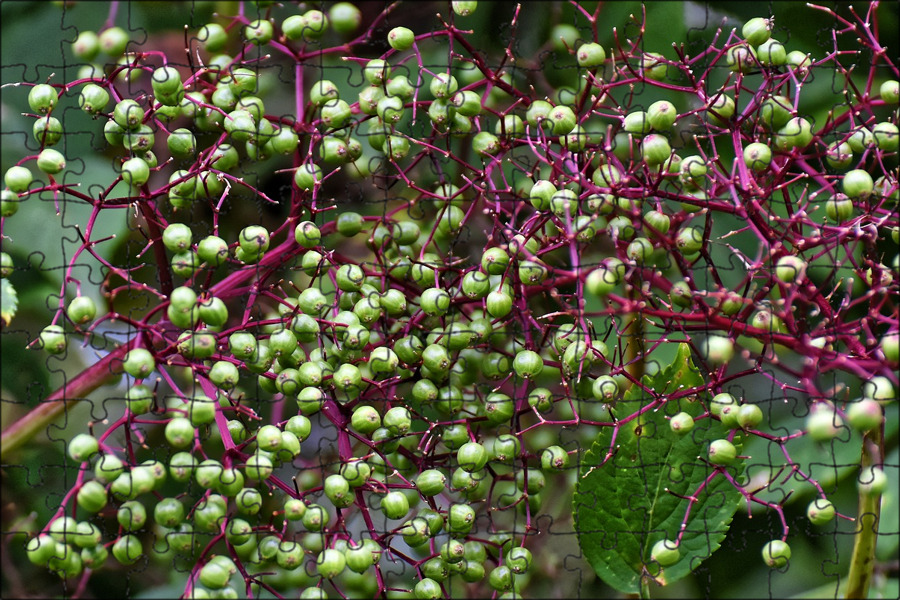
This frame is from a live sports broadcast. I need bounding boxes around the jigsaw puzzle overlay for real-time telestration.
[1,1,898,598]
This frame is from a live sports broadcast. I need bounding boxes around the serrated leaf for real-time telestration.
[1,278,17,326]
[574,344,744,593]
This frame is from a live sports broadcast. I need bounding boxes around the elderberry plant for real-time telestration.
[1,1,897,599]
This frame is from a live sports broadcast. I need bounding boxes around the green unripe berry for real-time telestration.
[414,578,442,600]
[786,50,812,72]
[709,392,738,417]
[420,287,451,316]
[650,539,680,567]
[383,406,412,435]
[825,194,853,222]
[806,406,843,442]
[513,350,543,378]
[472,131,500,155]
[670,412,695,435]
[364,59,391,86]
[28,83,58,114]
[842,169,874,199]
[774,117,813,151]
[585,265,618,296]
[486,290,513,318]
[640,134,671,165]
[113,99,144,130]
[775,255,807,283]
[880,79,900,103]
[66,296,97,325]
[577,42,606,67]
[863,376,895,401]
[452,1,478,16]
[37,148,66,174]
[244,19,274,46]
[457,441,488,472]
[541,445,570,471]
[743,142,772,171]
[381,491,410,520]
[675,226,703,254]
[707,439,737,465]
[857,466,887,495]
[756,38,786,66]
[68,433,99,462]
[742,17,772,46]
[846,398,883,432]
[294,162,322,190]
[647,100,677,131]
[550,24,579,52]
[72,30,100,60]
[76,480,108,513]
[847,126,876,153]
[26,534,58,566]
[112,534,143,565]
[872,122,899,151]
[329,2,362,34]
[641,52,667,80]
[825,141,853,169]
[761,540,791,568]
[244,453,274,481]
[807,498,835,525]
[99,26,129,56]
[415,469,447,496]
[879,332,899,363]
[548,105,577,136]
[737,404,764,430]
[506,546,533,574]
[488,565,513,591]
[706,92,735,124]
[726,44,757,73]
[387,26,415,50]
[294,221,321,248]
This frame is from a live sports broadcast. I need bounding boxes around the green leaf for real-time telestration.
[574,343,743,593]
[1,278,17,326]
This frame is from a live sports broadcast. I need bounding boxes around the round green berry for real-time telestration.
[806,498,835,525]
[880,79,900,103]
[742,17,772,46]
[294,221,322,249]
[650,539,680,567]
[775,255,807,283]
[68,433,99,462]
[806,406,843,442]
[66,296,97,325]
[707,439,737,465]
[670,412,694,435]
[858,466,888,495]
[577,42,606,67]
[76,480,108,513]
[743,142,772,171]
[761,540,791,568]
[388,26,415,51]
[37,148,66,174]
[541,445,570,471]
[415,469,447,497]
[842,169,874,199]
[330,2,362,34]
[316,548,346,579]
[457,441,488,472]
[112,534,143,565]
[381,491,410,520]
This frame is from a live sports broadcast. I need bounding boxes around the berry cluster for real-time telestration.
[2,1,897,599]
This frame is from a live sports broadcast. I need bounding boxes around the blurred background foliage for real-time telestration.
[1,1,896,598]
